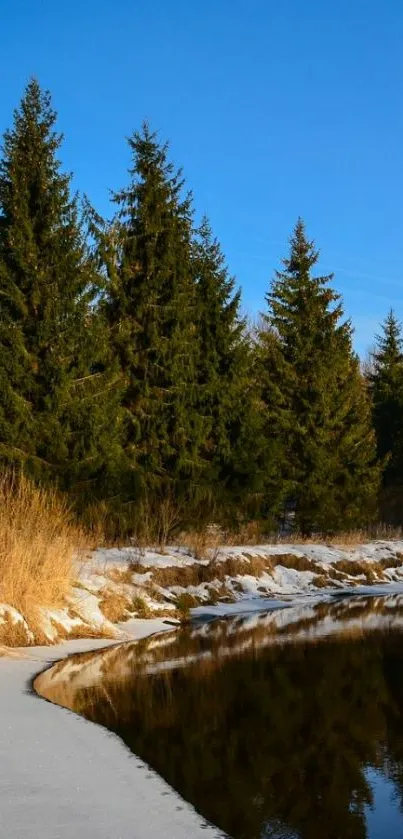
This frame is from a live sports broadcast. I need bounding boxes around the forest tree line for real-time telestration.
[0,80,401,537]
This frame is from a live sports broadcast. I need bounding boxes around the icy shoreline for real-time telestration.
[0,619,225,839]
[3,569,403,838]
[2,539,403,836]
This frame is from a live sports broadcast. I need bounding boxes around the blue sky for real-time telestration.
[2,0,403,356]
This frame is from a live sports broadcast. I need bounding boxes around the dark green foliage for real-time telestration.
[98,124,205,515]
[259,219,380,533]
[0,80,123,494]
[369,310,403,522]
[192,217,271,520]
[193,216,243,466]
[0,82,392,535]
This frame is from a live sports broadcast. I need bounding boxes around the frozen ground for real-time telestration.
[2,539,403,645]
[0,619,225,839]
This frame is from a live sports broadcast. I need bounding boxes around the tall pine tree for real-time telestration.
[0,79,123,494]
[192,217,268,518]
[369,310,403,522]
[97,124,205,521]
[260,219,380,534]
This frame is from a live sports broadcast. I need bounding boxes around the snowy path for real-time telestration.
[0,621,224,839]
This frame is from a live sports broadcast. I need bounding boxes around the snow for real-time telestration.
[0,620,224,839]
[215,540,403,565]
[192,596,291,620]
[1,539,403,646]
[1,537,403,836]
[3,546,403,838]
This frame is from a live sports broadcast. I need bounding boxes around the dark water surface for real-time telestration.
[36,595,403,839]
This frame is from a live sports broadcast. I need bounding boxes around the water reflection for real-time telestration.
[36,595,403,839]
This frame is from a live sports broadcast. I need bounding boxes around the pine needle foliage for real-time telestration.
[369,310,403,522]
[0,80,123,492]
[260,219,380,534]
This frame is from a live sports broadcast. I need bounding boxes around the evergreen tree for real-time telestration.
[0,79,123,494]
[192,217,268,517]
[255,320,290,522]
[369,310,403,522]
[260,219,380,534]
[98,124,205,518]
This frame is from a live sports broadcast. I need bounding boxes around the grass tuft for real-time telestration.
[99,593,131,623]
[132,595,152,618]
[0,471,87,642]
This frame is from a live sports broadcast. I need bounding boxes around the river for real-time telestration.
[35,593,403,839]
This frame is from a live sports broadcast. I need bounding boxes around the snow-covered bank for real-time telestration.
[0,620,224,839]
[2,539,403,645]
[3,578,403,839]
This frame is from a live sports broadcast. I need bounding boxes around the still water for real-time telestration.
[36,595,403,839]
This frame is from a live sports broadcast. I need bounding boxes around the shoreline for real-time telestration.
[3,538,403,648]
[0,618,225,839]
[3,539,403,839]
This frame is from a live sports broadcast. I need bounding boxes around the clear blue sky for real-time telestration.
[2,0,403,356]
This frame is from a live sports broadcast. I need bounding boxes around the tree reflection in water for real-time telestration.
[35,595,403,839]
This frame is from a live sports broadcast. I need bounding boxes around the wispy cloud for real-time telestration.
[321,264,403,288]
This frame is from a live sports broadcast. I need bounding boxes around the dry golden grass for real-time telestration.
[132,595,152,618]
[271,525,403,547]
[312,574,332,589]
[99,593,131,623]
[222,521,265,546]
[0,472,88,641]
[51,620,117,641]
[126,546,403,596]
[176,523,403,558]
[128,551,321,590]
[177,522,264,559]
[106,566,134,585]
[0,617,33,646]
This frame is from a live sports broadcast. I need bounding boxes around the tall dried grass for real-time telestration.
[177,523,403,557]
[0,472,87,639]
[271,525,403,547]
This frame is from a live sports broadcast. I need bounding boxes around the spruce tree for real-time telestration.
[260,219,380,534]
[0,80,123,494]
[192,217,268,517]
[369,310,403,522]
[98,125,204,518]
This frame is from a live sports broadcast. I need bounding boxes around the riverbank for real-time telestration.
[2,538,403,645]
[3,578,403,839]
[32,596,403,839]
[6,587,403,839]
[0,618,225,839]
